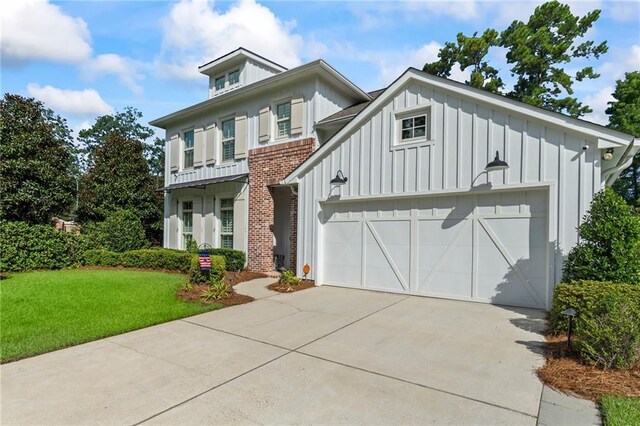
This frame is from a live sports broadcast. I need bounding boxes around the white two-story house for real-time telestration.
[153,48,638,310]
[150,48,370,272]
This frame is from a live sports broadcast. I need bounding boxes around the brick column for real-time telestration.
[247,138,315,272]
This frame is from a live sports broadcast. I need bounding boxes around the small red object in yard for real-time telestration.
[303,263,310,275]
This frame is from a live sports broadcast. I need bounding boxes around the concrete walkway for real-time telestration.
[233,277,279,299]
[537,385,601,426]
[2,285,550,425]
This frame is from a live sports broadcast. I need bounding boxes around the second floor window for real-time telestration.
[276,101,291,138]
[400,114,427,142]
[228,69,240,85]
[221,119,235,161]
[183,130,194,168]
[215,76,225,91]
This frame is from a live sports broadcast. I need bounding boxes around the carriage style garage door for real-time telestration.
[321,190,548,309]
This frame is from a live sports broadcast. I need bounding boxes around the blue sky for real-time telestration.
[2,0,639,141]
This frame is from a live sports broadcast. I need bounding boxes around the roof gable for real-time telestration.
[284,68,637,184]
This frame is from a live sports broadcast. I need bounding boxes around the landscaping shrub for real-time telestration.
[550,280,640,334]
[210,255,225,282]
[83,248,191,272]
[575,293,640,370]
[202,279,230,300]
[562,188,640,284]
[206,248,245,272]
[279,269,301,285]
[188,254,226,284]
[0,220,80,271]
[81,209,150,253]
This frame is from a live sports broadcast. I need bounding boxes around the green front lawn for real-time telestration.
[0,269,221,363]
[601,396,640,426]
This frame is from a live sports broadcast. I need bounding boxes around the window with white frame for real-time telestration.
[220,198,234,249]
[276,101,291,138]
[399,113,428,142]
[183,130,194,168]
[221,119,235,161]
[182,201,193,248]
[214,76,225,91]
[228,69,240,85]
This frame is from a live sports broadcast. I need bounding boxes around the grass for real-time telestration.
[0,269,221,363]
[601,396,640,426]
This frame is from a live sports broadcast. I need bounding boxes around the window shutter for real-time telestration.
[169,198,178,248]
[259,106,270,142]
[234,114,247,159]
[193,127,204,167]
[233,188,247,254]
[192,197,202,244]
[170,134,180,172]
[291,97,304,135]
[205,123,216,165]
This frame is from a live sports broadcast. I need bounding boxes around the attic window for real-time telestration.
[228,69,240,85]
[395,107,432,145]
[401,115,427,141]
[215,76,225,91]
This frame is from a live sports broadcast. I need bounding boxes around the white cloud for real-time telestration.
[583,86,613,125]
[0,0,91,64]
[157,0,304,81]
[360,41,470,87]
[598,44,640,80]
[26,84,113,118]
[82,54,144,95]
[607,1,640,23]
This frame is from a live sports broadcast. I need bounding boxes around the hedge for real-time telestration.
[0,220,82,271]
[83,248,192,272]
[550,280,640,334]
[199,248,245,272]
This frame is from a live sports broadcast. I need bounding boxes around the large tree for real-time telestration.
[77,133,162,241]
[424,29,504,93]
[423,1,608,117]
[78,106,154,169]
[501,1,608,117]
[0,94,77,224]
[607,71,640,206]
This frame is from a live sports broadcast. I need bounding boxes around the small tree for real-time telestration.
[562,188,640,284]
[81,209,149,253]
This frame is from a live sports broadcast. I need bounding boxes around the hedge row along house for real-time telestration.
[151,48,639,310]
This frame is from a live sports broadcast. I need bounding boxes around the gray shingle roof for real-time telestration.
[317,89,386,125]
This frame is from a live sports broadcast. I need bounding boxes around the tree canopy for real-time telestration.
[0,94,77,224]
[607,71,640,206]
[423,0,608,117]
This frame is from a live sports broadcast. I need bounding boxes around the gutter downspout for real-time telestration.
[603,138,639,187]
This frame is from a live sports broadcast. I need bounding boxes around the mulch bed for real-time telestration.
[267,279,315,293]
[176,284,254,307]
[537,333,640,401]
[224,270,268,286]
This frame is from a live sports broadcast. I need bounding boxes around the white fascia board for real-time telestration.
[150,60,369,129]
[283,68,636,184]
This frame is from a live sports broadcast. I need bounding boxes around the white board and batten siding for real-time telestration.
[296,78,605,310]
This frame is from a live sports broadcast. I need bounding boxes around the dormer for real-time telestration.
[199,48,288,99]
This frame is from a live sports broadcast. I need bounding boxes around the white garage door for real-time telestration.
[321,190,548,309]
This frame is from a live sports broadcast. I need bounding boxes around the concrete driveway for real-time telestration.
[1,286,546,425]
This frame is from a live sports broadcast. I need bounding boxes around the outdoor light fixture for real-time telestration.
[561,308,577,351]
[330,170,348,186]
[485,151,509,172]
[603,148,614,161]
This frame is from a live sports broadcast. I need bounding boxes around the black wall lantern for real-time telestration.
[330,170,348,186]
[485,151,509,172]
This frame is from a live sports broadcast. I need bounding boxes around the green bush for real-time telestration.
[562,188,640,284]
[83,248,191,272]
[186,238,198,254]
[206,248,245,272]
[550,280,640,334]
[575,293,640,370]
[279,269,301,285]
[210,255,226,282]
[0,220,80,271]
[81,209,150,253]
[188,254,226,284]
[202,279,230,300]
